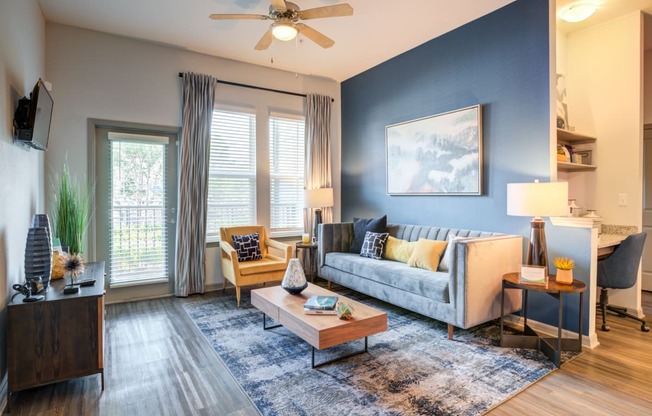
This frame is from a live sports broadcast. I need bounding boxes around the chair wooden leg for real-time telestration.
[448,324,454,340]
[222,278,227,293]
[327,280,332,291]
[236,286,241,308]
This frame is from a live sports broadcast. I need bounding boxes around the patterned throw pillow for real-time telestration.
[231,232,262,262]
[360,231,389,260]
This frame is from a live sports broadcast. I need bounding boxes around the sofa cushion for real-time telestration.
[407,238,448,272]
[350,215,387,254]
[360,232,389,260]
[324,252,449,303]
[438,234,473,272]
[384,236,417,263]
[238,254,287,276]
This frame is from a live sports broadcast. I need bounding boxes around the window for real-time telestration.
[207,109,257,242]
[108,133,170,286]
[269,114,305,234]
[206,108,305,241]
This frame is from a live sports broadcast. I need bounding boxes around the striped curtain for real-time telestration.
[175,72,218,297]
[304,94,333,235]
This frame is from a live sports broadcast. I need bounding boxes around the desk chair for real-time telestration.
[597,232,650,332]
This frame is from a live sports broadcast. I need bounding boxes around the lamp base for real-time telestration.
[527,218,548,274]
[312,209,323,244]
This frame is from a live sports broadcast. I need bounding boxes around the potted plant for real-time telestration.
[50,161,93,255]
[553,257,574,284]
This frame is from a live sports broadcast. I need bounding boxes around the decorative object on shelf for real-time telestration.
[61,252,85,294]
[24,226,52,290]
[336,300,354,320]
[554,257,575,284]
[281,258,308,295]
[507,180,568,274]
[567,199,580,217]
[51,160,94,255]
[583,210,599,218]
[304,187,334,243]
[386,105,482,195]
[556,145,568,162]
[556,74,569,130]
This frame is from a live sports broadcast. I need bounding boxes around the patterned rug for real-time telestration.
[182,287,572,416]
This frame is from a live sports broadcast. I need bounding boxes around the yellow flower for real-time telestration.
[554,257,575,271]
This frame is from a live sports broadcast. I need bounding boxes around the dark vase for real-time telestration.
[24,226,52,290]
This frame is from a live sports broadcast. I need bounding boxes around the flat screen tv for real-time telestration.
[13,78,53,151]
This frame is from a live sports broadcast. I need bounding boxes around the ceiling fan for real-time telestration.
[209,0,353,50]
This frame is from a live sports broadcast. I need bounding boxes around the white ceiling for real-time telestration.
[37,0,652,81]
[37,0,516,82]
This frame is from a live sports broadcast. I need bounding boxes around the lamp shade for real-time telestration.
[272,22,298,41]
[507,181,568,218]
[304,188,334,209]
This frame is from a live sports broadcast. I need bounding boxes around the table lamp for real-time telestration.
[507,180,568,272]
[304,188,334,243]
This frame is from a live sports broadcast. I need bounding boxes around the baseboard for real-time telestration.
[503,314,600,349]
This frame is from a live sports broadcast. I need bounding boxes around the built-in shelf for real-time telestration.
[557,128,596,144]
[557,161,597,172]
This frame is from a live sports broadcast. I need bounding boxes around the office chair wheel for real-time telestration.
[601,323,610,332]
[642,324,650,332]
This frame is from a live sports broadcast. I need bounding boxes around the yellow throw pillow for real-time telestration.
[384,236,418,263]
[407,238,448,271]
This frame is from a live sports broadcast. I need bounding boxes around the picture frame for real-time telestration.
[385,105,483,195]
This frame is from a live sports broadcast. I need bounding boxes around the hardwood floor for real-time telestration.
[6,291,652,415]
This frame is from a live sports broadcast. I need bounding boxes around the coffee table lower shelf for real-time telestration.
[263,313,369,368]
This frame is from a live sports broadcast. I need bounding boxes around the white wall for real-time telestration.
[0,0,46,401]
[566,12,643,309]
[45,23,341,302]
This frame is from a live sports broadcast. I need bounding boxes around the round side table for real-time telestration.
[500,272,586,368]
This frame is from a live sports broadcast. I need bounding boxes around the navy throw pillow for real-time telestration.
[360,231,389,260]
[232,232,262,262]
[350,215,387,254]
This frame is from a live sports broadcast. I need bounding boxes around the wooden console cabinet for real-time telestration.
[7,262,105,405]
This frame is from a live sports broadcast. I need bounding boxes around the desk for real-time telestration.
[500,272,586,368]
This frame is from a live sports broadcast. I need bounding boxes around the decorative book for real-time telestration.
[304,295,338,310]
[303,308,338,315]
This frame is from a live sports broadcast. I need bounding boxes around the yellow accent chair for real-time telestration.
[220,225,292,307]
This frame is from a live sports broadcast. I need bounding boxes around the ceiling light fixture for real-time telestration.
[272,20,298,41]
[559,2,598,23]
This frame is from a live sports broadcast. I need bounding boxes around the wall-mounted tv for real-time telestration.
[13,78,54,151]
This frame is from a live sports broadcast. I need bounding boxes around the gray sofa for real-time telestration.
[318,223,523,339]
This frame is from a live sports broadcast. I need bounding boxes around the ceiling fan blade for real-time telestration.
[255,29,275,50]
[296,24,335,48]
[209,13,270,20]
[269,0,287,12]
[299,4,353,20]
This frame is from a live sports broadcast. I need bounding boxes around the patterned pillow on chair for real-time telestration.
[232,232,263,262]
[360,231,389,260]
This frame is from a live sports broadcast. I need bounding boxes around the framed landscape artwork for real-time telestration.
[385,105,483,195]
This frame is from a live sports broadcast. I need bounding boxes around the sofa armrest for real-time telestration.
[450,235,523,328]
[265,238,292,263]
[318,222,354,267]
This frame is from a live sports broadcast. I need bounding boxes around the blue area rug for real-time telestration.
[183,287,568,415]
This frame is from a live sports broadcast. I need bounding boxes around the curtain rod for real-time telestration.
[178,72,333,102]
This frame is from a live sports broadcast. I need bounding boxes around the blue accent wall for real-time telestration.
[341,1,596,337]
[341,0,551,234]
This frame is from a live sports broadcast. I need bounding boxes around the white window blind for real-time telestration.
[108,134,168,286]
[207,109,257,241]
[269,114,305,233]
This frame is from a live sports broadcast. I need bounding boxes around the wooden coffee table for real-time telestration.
[251,283,387,368]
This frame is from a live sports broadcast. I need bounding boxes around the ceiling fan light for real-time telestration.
[559,2,598,23]
[272,22,298,41]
